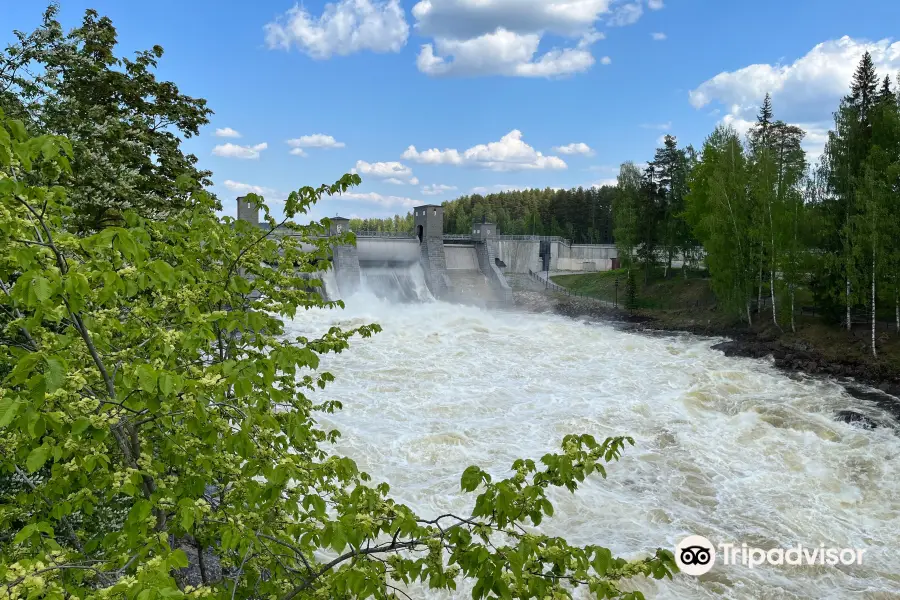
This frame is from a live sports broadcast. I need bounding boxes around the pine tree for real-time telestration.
[850,51,879,122]
[878,75,893,104]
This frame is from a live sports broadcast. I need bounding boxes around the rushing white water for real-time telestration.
[285,294,900,599]
[358,264,433,303]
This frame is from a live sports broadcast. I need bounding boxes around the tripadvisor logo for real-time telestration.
[675,535,867,576]
[675,535,715,576]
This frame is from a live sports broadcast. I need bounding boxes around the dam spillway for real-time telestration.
[235,199,514,307]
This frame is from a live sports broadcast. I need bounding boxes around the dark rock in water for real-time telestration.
[834,410,878,430]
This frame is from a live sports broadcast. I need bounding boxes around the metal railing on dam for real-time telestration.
[263,226,573,246]
[336,230,574,245]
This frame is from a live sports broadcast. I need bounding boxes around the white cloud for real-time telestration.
[352,160,418,184]
[651,32,666,41]
[591,178,618,188]
[600,56,612,65]
[471,184,529,195]
[286,134,346,149]
[421,183,458,196]
[690,36,900,159]
[212,142,268,159]
[608,2,643,26]
[215,127,242,138]
[223,180,276,196]
[335,191,419,209]
[411,0,637,78]
[412,0,616,39]
[289,148,308,157]
[553,142,595,156]
[264,0,409,58]
[417,28,596,78]
[648,0,664,10]
[403,130,567,171]
[641,121,672,130]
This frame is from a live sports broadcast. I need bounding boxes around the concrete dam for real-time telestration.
[236,198,619,306]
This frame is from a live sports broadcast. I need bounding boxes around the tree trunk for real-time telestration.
[746,301,753,327]
[790,284,796,333]
[770,267,778,329]
[757,261,763,315]
[895,290,899,334]
[871,253,877,358]
[846,276,852,331]
[768,199,779,329]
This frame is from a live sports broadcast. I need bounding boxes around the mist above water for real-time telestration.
[286,296,900,599]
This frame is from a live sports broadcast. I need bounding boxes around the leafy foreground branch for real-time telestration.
[0,114,677,600]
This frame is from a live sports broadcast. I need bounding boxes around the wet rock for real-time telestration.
[834,410,878,430]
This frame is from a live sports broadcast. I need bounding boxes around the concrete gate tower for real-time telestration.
[414,205,450,298]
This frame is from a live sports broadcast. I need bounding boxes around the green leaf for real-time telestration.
[13,524,37,544]
[158,373,175,396]
[136,365,158,394]
[26,445,51,473]
[8,119,27,142]
[169,549,189,569]
[44,357,66,392]
[71,417,92,435]
[32,276,52,302]
[0,398,22,427]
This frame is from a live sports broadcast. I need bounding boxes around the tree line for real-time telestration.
[351,186,617,243]
[668,54,898,358]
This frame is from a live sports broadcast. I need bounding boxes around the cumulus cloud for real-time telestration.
[690,36,900,159]
[289,148,308,157]
[591,178,618,188]
[212,142,268,159]
[352,160,418,184]
[417,28,596,78]
[607,2,643,26]
[223,180,276,196]
[412,0,615,39]
[651,32,666,41]
[600,56,612,65]
[264,0,409,58]
[421,183,458,196]
[334,191,419,209]
[265,0,649,78]
[286,134,346,149]
[648,0,664,10]
[471,184,530,195]
[403,130,567,171]
[553,142,595,156]
[215,127,242,138]
[411,0,636,78]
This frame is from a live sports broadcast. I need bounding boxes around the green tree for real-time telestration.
[613,162,642,272]
[0,115,678,599]
[647,135,692,279]
[685,126,756,322]
[0,5,213,232]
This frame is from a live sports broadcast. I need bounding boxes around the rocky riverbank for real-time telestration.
[511,288,900,418]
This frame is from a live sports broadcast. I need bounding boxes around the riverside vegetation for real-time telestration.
[0,7,679,600]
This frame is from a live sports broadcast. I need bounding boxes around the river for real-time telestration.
[285,292,900,599]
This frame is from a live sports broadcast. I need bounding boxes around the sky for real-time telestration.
[5,0,900,222]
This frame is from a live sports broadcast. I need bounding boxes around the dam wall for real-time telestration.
[498,239,619,273]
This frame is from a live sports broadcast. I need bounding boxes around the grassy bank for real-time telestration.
[551,269,900,384]
[552,268,717,311]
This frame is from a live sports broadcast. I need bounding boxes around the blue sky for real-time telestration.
[5,0,900,222]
